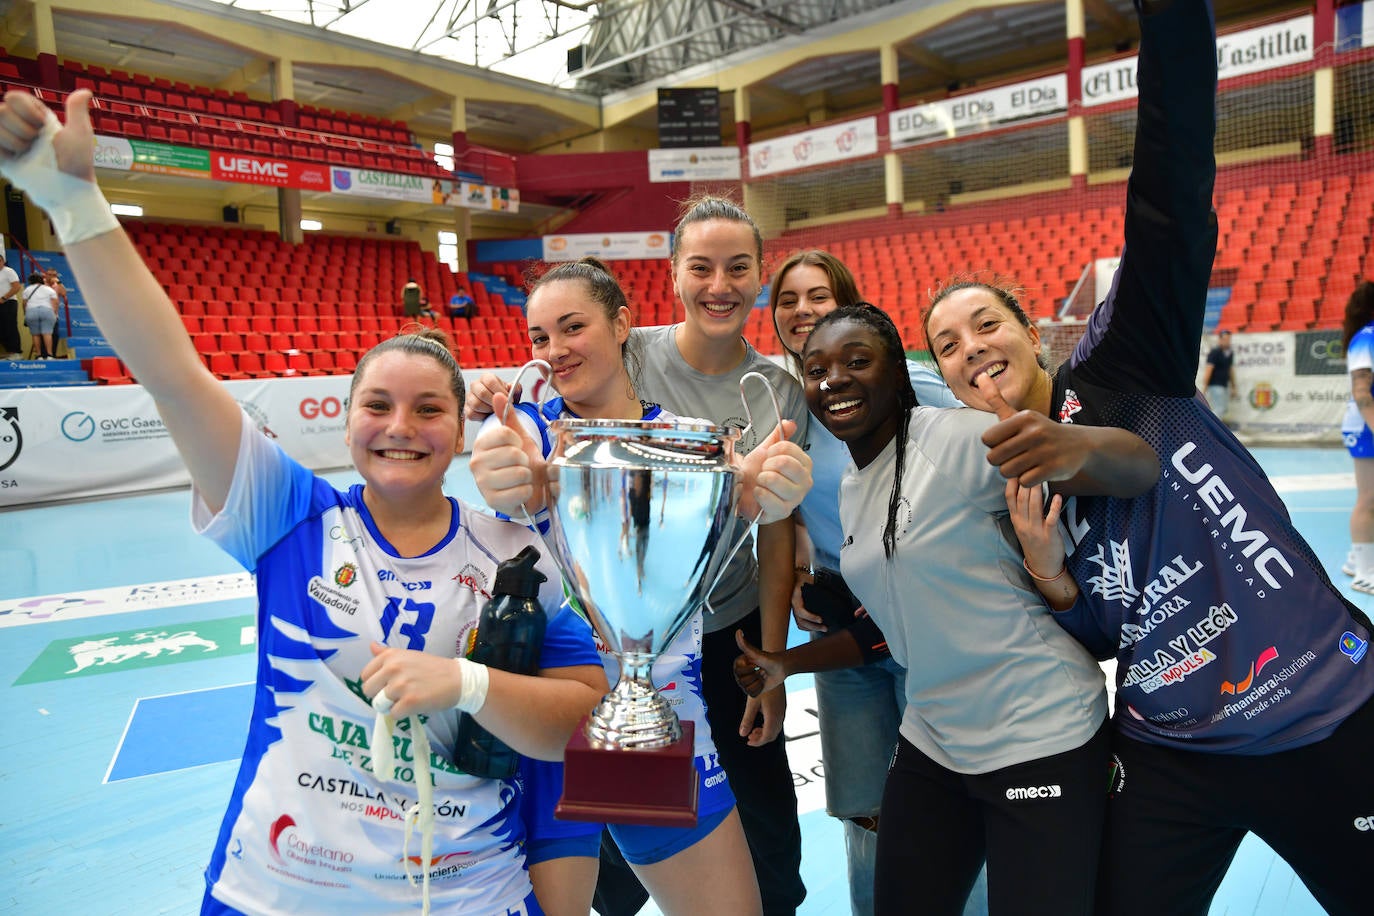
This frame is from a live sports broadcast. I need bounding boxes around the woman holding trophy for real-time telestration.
[468,196,812,916]
[0,89,615,915]
[469,256,811,915]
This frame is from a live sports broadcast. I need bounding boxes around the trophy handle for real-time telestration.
[703,370,786,616]
[501,358,555,426]
[502,359,555,531]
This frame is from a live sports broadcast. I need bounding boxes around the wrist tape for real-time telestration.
[0,110,119,245]
[454,657,491,714]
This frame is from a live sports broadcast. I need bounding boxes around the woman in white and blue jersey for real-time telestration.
[470,257,810,916]
[0,90,612,916]
[1341,281,1374,593]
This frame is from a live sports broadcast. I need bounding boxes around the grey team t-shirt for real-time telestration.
[628,324,808,633]
[839,406,1107,774]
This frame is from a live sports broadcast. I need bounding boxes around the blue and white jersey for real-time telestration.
[1049,0,1374,755]
[1342,323,1374,437]
[198,411,597,915]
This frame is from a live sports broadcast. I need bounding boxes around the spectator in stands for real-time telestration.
[1203,327,1235,420]
[469,255,809,916]
[44,267,67,357]
[448,284,476,318]
[467,195,810,916]
[22,271,58,359]
[0,251,21,359]
[0,87,619,916]
[766,249,974,916]
[43,267,68,308]
[1342,281,1374,595]
[915,4,1374,913]
[401,276,437,320]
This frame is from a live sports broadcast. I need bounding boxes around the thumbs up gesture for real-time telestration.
[470,392,549,516]
[976,371,1086,487]
[732,629,787,698]
[734,419,811,524]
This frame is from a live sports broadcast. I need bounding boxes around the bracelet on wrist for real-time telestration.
[1023,558,1067,583]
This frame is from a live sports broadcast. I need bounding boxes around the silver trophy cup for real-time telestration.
[544,418,741,751]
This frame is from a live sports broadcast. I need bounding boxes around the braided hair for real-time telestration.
[809,303,918,559]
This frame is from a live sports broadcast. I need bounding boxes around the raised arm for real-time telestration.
[0,90,242,510]
[1072,0,1218,395]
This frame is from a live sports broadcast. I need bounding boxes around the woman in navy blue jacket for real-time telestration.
[920,2,1374,913]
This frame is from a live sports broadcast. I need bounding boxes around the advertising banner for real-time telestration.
[326,168,518,212]
[1084,15,1314,107]
[92,135,518,211]
[209,153,331,191]
[748,116,878,178]
[1294,328,1346,376]
[0,372,495,507]
[648,147,742,182]
[1195,330,1345,442]
[889,75,1067,147]
[542,231,672,262]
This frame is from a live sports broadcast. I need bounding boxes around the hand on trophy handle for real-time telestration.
[736,418,812,525]
[733,630,788,698]
[471,391,550,517]
[464,371,512,421]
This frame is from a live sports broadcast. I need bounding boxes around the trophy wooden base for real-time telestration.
[555,717,699,828]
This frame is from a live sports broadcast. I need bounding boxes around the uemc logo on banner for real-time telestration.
[15,615,255,684]
[1295,330,1345,376]
[214,155,289,185]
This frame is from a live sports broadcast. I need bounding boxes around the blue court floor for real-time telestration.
[0,447,1355,915]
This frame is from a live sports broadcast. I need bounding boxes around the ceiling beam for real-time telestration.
[218,57,273,93]
[386,92,452,124]
[895,42,959,82]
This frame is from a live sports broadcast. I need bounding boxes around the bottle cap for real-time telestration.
[493,545,547,598]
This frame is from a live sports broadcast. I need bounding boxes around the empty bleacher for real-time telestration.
[39,222,530,385]
[766,164,1371,352]
[60,60,449,180]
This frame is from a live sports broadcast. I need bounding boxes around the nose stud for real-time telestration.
[819,379,831,392]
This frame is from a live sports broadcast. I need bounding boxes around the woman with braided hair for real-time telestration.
[737,301,1158,915]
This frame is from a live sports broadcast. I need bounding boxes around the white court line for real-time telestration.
[0,573,256,628]
[1269,472,1353,492]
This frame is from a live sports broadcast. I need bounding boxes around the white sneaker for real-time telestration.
[1353,573,1374,596]
[1344,550,1358,577]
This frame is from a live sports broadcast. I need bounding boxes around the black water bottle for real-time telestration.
[455,545,548,779]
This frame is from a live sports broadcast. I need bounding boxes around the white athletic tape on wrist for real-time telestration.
[454,657,490,714]
[0,110,119,245]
